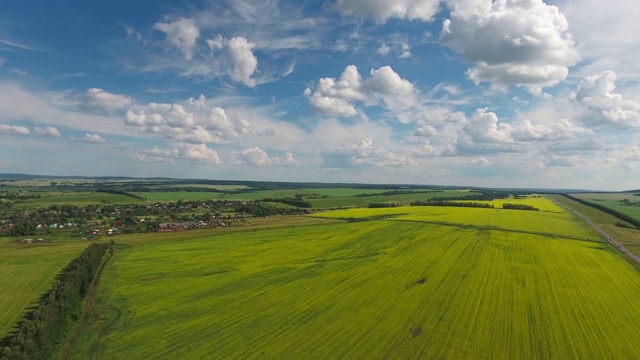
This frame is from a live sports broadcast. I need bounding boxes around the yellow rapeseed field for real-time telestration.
[67,199,640,359]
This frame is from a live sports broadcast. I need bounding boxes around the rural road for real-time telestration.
[547,196,640,265]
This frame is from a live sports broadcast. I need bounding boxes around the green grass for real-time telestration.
[133,188,468,206]
[548,194,640,257]
[132,191,224,202]
[572,193,640,223]
[154,184,251,191]
[13,192,144,209]
[312,200,598,241]
[306,189,473,208]
[66,200,640,359]
[0,238,89,337]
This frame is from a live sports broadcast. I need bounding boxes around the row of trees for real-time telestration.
[502,203,539,211]
[235,202,309,216]
[411,201,494,209]
[368,203,401,208]
[0,242,111,360]
[430,190,511,202]
[562,194,640,229]
[355,190,440,197]
[262,198,312,208]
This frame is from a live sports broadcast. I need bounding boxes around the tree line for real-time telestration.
[95,188,145,200]
[355,190,441,197]
[561,194,640,229]
[367,203,401,208]
[502,203,539,211]
[262,198,312,208]
[0,242,111,360]
[411,200,494,209]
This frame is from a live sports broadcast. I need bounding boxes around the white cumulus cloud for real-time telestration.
[511,118,590,141]
[414,124,437,137]
[412,140,441,158]
[232,147,299,166]
[470,157,491,166]
[125,94,251,144]
[573,71,640,128]
[462,108,513,143]
[154,18,200,60]
[134,143,221,164]
[441,0,580,93]
[34,126,61,137]
[305,65,415,117]
[81,133,108,144]
[0,124,30,135]
[377,43,391,55]
[79,88,132,115]
[398,43,412,59]
[206,35,259,87]
[322,138,414,168]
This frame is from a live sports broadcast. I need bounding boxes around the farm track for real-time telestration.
[58,247,114,360]
[546,196,640,265]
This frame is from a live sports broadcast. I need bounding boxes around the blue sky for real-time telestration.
[1,0,639,190]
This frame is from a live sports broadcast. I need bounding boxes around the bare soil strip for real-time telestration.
[58,247,114,360]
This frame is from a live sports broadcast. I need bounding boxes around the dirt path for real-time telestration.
[546,196,640,265]
[58,247,114,360]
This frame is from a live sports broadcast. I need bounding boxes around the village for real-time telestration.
[1,198,302,242]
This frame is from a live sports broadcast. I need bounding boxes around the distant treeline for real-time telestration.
[123,187,228,193]
[0,193,41,201]
[411,201,494,209]
[355,190,441,197]
[430,190,511,202]
[262,198,312,208]
[502,203,539,211]
[561,194,640,229]
[367,203,401,208]
[95,188,145,200]
[0,242,111,360]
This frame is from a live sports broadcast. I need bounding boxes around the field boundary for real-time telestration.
[58,246,114,360]
[546,196,640,265]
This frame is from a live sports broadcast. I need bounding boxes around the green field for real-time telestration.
[548,194,640,257]
[131,188,466,208]
[571,193,640,222]
[64,201,640,359]
[131,191,224,202]
[13,192,144,208]
[312,202,597,241]
[0,238,88,337]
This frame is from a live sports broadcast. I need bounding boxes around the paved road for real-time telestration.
[547,196,640,265]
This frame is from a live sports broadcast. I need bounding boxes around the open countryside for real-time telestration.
[3,0,640,358]
[2,189,640,359]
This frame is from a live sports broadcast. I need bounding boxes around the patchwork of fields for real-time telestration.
[312,202,598,241]
[62,202,640,359]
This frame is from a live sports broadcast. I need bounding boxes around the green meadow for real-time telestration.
[0,238,88,337]
[548,194,640,256]
[63,200,640,359]
[132,188,469,207]
[13,192,144,209]
[571,192,640,222]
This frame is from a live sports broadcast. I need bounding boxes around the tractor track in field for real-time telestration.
[58,247,114,360]
[546,196,640,266]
